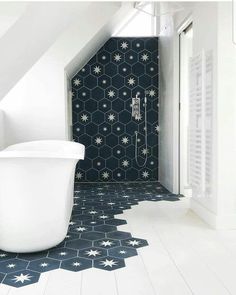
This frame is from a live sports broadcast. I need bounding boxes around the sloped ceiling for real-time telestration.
[0,2,90,101]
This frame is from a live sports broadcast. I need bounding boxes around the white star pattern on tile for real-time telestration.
[114,53,122,62]
[73,78,81,86]
[122,159,129,167]
[81,114,89,122]
[72,262,81,267]
[75,226,87,232]
[69,221,76,226]
[141,53,149,62]
[108,113,115,122]
[76,172,83,180]
[121,136,129,144]
[100,259,118,268]
[0,254,7,257]
[142,171,149,178]
[40,262,49,267]
[85,249,101,257]
[107,202,116,205]
[99,240,114,247]
[120,41,128,50]
[7,264,16,268]
[127,77,135,86]
[59,252,67,256]
[102,171,109,179]
[93,65,102,75]
[119,250,127,254]
[12,273,32,284]
[95,137,103,145]
[88,210,98,215]
[99,214,109,219]
[149,89,156,97]
[155,125,160,132]
[141,148,149,155]
[127,239,141,246]
[107,90,115,98]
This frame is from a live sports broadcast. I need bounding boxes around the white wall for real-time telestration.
[159,11,177,192]
[0,110,5,150]
[0,2,133,146]
[159,2,236,228]
[215,2,236,227]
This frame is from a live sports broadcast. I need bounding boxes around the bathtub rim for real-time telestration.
[0,140,85,160]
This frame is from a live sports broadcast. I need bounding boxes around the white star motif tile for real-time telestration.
[120,41,128,50]
[107,89,115,98]
[12,273,32,284]
[93,65,102,75]
[73,78,81,86]
[142,170,149,178]
[102,171,109,179]
[149,89,156,97]
[80,113,89,122]
[107,113,116,122]
[114,53,122,62]
[121,136,129,144]
[95,137,103,145]
[127,77,135,86]
[141,53,149,62]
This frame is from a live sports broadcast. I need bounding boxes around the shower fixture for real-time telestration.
[132,92,148,167]
[132,94,141,120]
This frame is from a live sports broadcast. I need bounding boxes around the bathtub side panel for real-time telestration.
[0,158,77,252]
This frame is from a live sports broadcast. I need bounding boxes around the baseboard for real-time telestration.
[191,198,236,229]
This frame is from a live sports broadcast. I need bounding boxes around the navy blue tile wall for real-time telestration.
[72,37,159,182]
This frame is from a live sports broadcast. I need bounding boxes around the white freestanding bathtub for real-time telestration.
[0,140,85,253]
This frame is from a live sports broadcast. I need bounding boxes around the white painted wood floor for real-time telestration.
[2,197,236,295]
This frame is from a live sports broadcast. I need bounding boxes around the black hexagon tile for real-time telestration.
[72,37,159,182]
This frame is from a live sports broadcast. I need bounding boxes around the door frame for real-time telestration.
[176,16,193,196]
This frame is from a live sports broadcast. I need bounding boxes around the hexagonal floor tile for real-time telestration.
[94,224,117,233]
[3,270,40,288]
[64,232,81,241]
[66,239,92,250]
[27,258,60,273]
[60,257,92,272]
[121,238,148,249]
[108,246,137,259]
[69,225,93,234]
[93,256,125,271]
[82,220,105,226]
[80,231,105,241]
[48,247,77,260]
[107,231,132,240]
[78,247,107,260]
[94,239,120,249]
[0,259,28,274]
[105,219,127,226]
